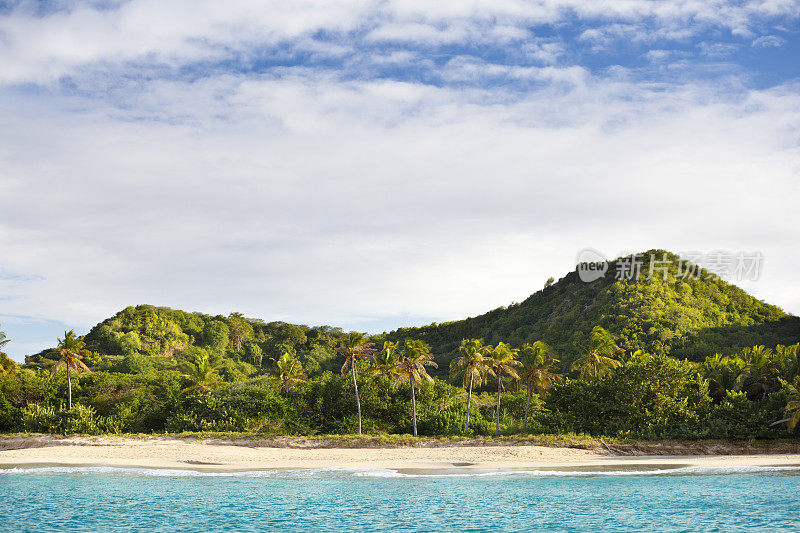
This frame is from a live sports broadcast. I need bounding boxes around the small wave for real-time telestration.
[0,466,383,478]
[1,465,799,479]
[355,465,800,478]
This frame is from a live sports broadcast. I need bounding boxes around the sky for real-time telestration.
[1,0,799,361]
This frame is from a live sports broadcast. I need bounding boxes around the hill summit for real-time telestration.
[385,250,799,367]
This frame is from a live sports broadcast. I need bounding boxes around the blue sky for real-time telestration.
[1,0,799,360]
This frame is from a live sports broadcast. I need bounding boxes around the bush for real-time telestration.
[21,403,108,435]
[59,404,100,434]
[21,404,60,433]
[0,394,21,431]
[117,354,153,375]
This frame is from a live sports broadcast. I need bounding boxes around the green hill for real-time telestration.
[25,306,352,378]
[24,249,799,374]
[7,248,800,439]
[385,250,799,371]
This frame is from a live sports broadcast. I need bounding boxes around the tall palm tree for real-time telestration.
[449,338,491,435]
[518,341,559,429]
[572,326,622,381]
[273,352,307,394]
[182,353,226,393]
[337,332,376,435]
[53,330,92,410]
[394,339,437,437]
[487,342,522,436]
[371,340,399,379]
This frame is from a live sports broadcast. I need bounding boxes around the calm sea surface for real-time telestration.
[1,466,799,532]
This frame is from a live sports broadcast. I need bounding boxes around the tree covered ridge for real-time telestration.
[1,248,798,439]
[20,250,800,376]
[387,250,798,369]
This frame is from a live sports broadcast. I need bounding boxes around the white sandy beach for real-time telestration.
[1,437,798,473]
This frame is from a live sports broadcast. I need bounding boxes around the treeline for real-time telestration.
[1,316,798,439]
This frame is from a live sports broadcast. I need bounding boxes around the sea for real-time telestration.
[1,465,799,532]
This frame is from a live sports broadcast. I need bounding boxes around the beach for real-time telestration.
[1,436,799,473]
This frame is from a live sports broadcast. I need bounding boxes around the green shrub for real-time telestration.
[59,405,99,434]
[0,394,21,431]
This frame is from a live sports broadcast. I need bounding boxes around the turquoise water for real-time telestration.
[1,466,799,532]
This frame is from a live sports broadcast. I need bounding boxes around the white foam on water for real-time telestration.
[1,464,799,478]
[355,465,800,478]
[0,466,377,478]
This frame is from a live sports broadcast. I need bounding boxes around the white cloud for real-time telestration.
[751,35,787,48]
[0,72,799,360]
[0,0,797,84]
[0,0,799,359]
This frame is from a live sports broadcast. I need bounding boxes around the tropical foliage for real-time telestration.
[1,250,799,439]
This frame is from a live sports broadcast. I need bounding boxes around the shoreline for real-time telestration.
[1,436,799,473]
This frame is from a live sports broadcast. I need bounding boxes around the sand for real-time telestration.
[1,436,799,473]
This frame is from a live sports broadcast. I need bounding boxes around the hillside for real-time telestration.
[385,250,799,370]
[25,307,352,379]
[24,250,799,374]
[8,249,800,439]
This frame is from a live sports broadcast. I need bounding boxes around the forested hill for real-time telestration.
[25,307,353,378]
[23,250,799,373]
[385,250,799,368]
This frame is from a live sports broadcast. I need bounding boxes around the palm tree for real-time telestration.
[739,346,779,399]
[0,326,9,353]
[778,378,800,431]
[337,332,376,435]
[572,326,622,381]
[703,353,745,402]
[371,341,399,379]
[53,330,92,410]
[182,353,226,393]
[394,339,437,437]
[487,342,522,436]
[273,352,307,394]
[0,325,14,374]
[777,343,800,383]
[518,341,559,429]
[449,338,491,435]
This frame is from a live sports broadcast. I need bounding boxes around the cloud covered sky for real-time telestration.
[1,0,799,360]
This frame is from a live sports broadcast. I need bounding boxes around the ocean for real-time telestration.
[1,466,799,532]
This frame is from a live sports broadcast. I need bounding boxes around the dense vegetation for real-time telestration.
[1,250,799,439]
[388,250,799,374]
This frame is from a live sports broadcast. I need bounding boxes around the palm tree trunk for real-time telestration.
[411,375,417,437]
[495,376,502,437]
[523,383,532,430]
[67,365,72,410]
[351,362,362,435]
[464,374,473,435]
